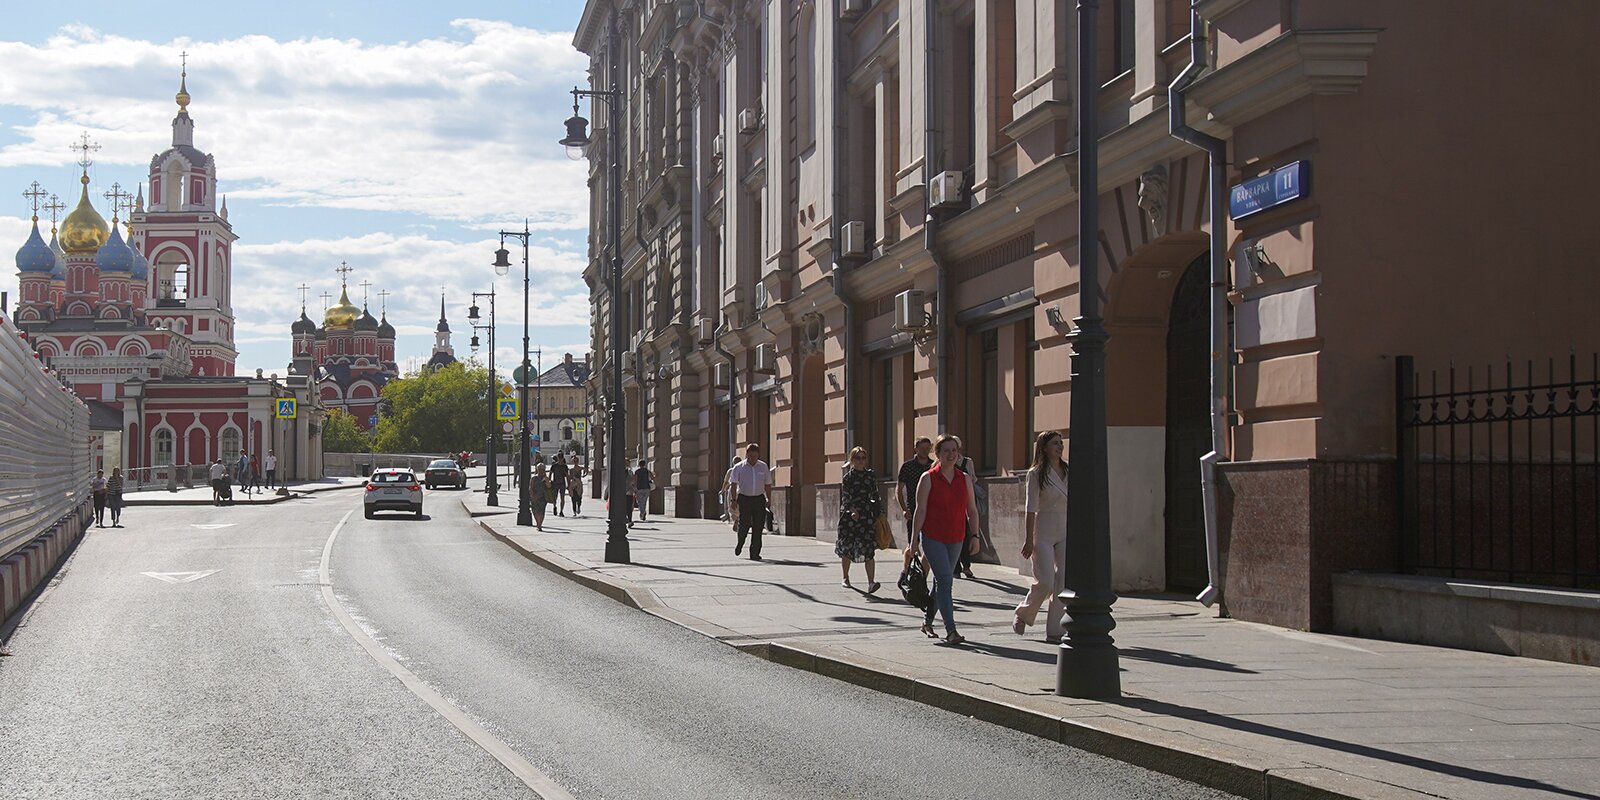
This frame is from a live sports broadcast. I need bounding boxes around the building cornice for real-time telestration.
[1187,29,1383,131]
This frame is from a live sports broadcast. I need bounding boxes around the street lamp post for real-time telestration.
[469,289,498,507]
[492,225,534,527]
[560,12,630,564]
[1057,0,1122,698]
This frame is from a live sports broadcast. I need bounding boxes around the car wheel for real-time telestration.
[415,507,424,519]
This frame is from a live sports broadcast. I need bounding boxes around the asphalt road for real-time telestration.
[0,489,1239,800]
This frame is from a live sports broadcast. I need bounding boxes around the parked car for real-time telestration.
[425,458,467,490]
[365,468,423,518]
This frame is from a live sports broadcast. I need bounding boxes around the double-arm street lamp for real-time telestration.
[468,289,498,507]
[492,227,534,527]
[559,19,630,564]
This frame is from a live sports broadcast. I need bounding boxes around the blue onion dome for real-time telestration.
[15,219,55,273]
[355,305,379,332]
[377,311,395,339]
[128,231,151,280]
[48,230,67,280]
[292,308,316,335]
[95,223,136,274]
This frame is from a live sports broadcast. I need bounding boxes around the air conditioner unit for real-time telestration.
[841,221,868,258]
[895,289,929,332]
[714,361,732,388]
[738,107,762,134]
[711,134,724,159]
[697,318,715,345]
[754,343,777,374]
[929,170,964,208]
[840,0,869,21]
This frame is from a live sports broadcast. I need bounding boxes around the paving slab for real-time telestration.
[463,494,1600,800]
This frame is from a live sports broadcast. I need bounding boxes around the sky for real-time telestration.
[1,0,593,379]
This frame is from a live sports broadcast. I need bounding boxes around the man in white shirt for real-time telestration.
[725,443,773,561]
[208,458,227,506]
[264,450,278,490]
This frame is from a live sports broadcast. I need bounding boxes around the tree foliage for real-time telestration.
[321,408,372,453]
[373,361,494,454]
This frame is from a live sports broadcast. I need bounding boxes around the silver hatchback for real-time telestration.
[364,468,424,518]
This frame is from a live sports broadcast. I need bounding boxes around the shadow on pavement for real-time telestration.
[1117,646,1258,674]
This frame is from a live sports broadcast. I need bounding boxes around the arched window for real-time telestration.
[220,428,241,464]
[796,2,816,150]
[154,429,174,467]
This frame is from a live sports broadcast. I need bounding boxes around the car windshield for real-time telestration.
[428,460,457,469]
[371,472,416,484]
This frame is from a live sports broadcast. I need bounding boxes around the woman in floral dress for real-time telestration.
[836,446,884,593]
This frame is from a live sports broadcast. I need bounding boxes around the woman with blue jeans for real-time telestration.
[909,434,983,645]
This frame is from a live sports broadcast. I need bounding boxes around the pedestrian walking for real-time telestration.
[1015,431,1069,641]
[953,441,982,580]
[90,469,108,527]
[836,446,883,593]
[264,450,277,490]
[722,457,742,528]
[247,454,261,496]
[209,458,228,505]
[896,437,933,543]
[551,453,569,516]
[908,434,983,645]
[632,460,653,523]
[567,462,584,515]
[235,450,250,496]
[107,467,126,527]
[727,443,773,561]
[529,462,549,530]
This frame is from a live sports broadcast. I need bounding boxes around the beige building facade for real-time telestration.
[573,0,1600,632]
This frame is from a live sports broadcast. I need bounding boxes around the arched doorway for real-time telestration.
[1164,254,1211,592]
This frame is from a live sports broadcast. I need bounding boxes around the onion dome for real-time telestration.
[356,305,379,332]
[14,218,54,273]
[292,308,316,335]
[323,285,360,330]
[49,231,68,280]
[60,174,110,255]
[377,311,395,339]
[96,223,137,274]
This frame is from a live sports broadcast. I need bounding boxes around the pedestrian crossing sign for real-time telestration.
[574,419,587,434]
[275,399,297,419]
[497,398,520,420]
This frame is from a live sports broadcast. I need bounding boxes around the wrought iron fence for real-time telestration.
[1396,353,1599,588]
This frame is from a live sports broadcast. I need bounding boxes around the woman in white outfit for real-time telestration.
[1014,430,1069,641]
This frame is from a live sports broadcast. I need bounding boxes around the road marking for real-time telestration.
[318,511,574,800]
[141,570,220,584]
[191,524,237,530]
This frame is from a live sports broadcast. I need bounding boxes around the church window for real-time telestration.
[563,427,573,441]
[154,429,174,467]
[220,428,241,464]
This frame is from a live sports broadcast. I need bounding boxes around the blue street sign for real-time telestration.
[369,415,378,426]
[497,399,520,420]
[275,399,297,419]
[1229,161,1309,220]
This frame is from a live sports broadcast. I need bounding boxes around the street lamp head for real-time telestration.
[470,334,481,351]
[492,245,512,277]
[468,302,480,321]
[559,113,592,161]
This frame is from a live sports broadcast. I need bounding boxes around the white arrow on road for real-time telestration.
[191,524,236,530]
[141,570,221,584]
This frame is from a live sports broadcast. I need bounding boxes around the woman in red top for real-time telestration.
[909,434,983,644]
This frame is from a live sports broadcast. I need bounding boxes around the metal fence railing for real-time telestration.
[1397,353,1600,588]
[0,313,91,560]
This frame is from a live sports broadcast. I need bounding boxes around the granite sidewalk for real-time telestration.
[460,491,1600,800]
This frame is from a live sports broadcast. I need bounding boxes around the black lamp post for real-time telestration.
[560,14,630,564]
[469,289,498,507]
[1057,0,1122,698]
[492,227,534,527]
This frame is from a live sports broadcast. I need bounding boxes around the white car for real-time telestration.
[364,468,424,518]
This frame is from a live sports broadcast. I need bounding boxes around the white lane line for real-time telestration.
[141,570,220,584]
[318,510,574,800]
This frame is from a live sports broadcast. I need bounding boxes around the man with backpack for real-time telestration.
[630,459,653,523]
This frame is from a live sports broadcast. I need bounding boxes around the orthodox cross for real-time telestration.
[296,283,310,309]
[359,279,373,306]
[320,291,333,310]
[22,182,46,220]
[103,182,130,223]
[72,133,100,171]
[334,261,353,287]
[377,289,391,313]
[181,50,188,75]
[43,194,65,229]
[116,191,138,231]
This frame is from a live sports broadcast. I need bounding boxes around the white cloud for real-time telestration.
[0,21,592,230]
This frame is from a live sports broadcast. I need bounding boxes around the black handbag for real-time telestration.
[898,556,931,611]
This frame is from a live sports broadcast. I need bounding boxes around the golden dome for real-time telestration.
[59,174,110,255]
[176,73,190,111]
[324,285,360,330]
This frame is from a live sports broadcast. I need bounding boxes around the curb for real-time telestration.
[125,482,366,507]
[463,499,1431,800]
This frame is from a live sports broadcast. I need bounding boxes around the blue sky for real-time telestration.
[3,1,593,377]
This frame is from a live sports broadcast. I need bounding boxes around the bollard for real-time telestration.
[168,466,178,493]
[184,464,195,490]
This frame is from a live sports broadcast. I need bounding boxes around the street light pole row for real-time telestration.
[468,289,498,507]
[491,226,534,527]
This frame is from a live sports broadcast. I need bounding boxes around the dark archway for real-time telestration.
[1164,254,1211,592]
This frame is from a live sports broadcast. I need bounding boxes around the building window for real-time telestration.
[796,3,816,150]
[877,356,896,475]
[563,427,573,441]
[154,429,174,467]
[980,329,999,474]
[221,428,241,464]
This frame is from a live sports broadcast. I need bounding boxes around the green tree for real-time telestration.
[321,408,372,453]
[372,361,494,454]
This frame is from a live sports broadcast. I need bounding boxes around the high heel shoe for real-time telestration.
[919,622,938,638]
[944,631,967,646]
